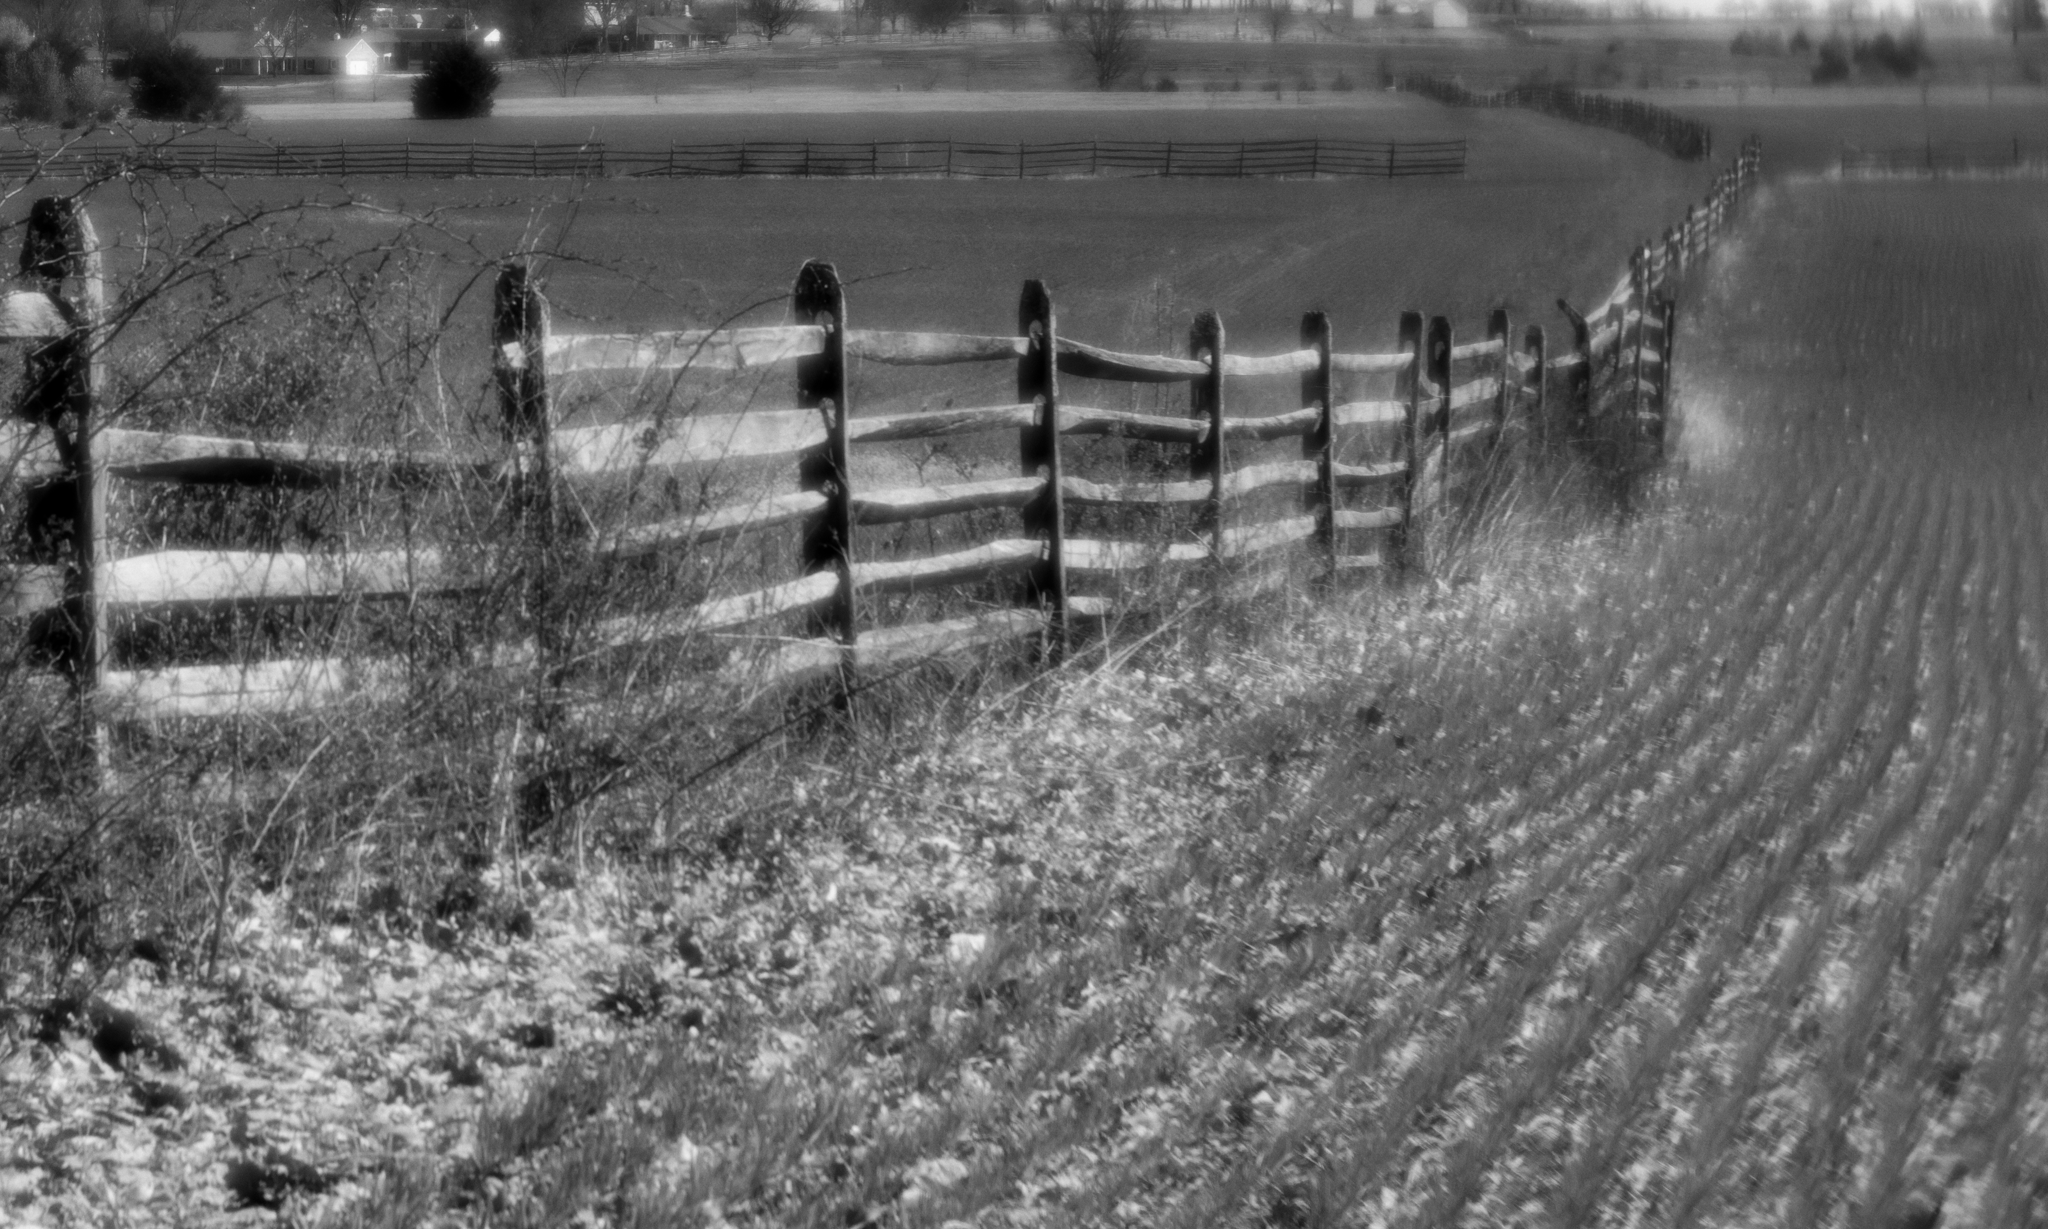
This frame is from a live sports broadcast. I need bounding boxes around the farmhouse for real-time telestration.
[293,36,384,75]
[172,31,294,74]
[625,13,713,49]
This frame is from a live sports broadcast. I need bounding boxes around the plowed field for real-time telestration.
[1275,179,2048,1225]
[428,180,2048,1229]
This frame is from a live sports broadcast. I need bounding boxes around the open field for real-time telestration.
[7,69,2048,1226]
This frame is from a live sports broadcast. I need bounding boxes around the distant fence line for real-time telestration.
[1399,75,1712,162]
[1,141,1757,806]
[1839,138,2039,177]
[0,136,1467,182]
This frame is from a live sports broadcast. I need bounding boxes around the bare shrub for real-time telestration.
[1063,0,1142,89]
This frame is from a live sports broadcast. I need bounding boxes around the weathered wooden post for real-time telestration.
[1017,280,1069,660]
[1522,324,1547,449]
[1300,310,1338,582]
[1395,310,1428,576]
[794,260,857,663]
[1426,316,1452,515]
[1555,298,1592,428]
[493,262,558,831]
[1488,308,1511,450]
[1655,295,1677,455]
[1189,310,1226,563]
[1629,248,1649,433]
[20,198,107,775]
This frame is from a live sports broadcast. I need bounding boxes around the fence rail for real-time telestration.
[3,142,1759,805]
[1400,75,1711,162]
[0,136,1467,182]
[1839,138,2037,176]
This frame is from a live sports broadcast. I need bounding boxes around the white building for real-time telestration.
[1426,0,1470,26]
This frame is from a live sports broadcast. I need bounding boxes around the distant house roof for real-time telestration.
[295,36,383,62]
[633,14,706,37]
[176,32,261,57]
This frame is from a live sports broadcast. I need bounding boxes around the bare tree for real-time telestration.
[908,0,967,33]
[327,0,366,35]
[502,0,583,54]
[586,0,635,51]
[1263,0,1293,41]
[740,0,810,40]
[1064,0,1141,88]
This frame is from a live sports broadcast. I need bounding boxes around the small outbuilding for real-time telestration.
[294,36,385,75]
[1425,0,1469,27]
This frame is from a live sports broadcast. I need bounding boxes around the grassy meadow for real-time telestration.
[5,33,2048,1229]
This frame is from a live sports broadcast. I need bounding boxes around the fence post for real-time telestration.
[870,141,878,177]
[794,261,857,671]
[1426,316,1452,516]
[1091,140,1098,176]
[1018,281,1068,659]
[1488,309,1511,450]
[945,139,953,178]
[20,199,108,777]
[1387,140,1397,179]
[1300,311,1337,582]
[1311,136,1321,179]
[492,263,558,835]
[1656,295,1676,457]
[1189,310,1226,563]
[1523,324,1546,449]
[341,138,348,176]
[531,141,538,176]
[1629,248,1649,442]
[1395,310,1427,577]
[403,140,411,177]
[803,140,811,177]
[1558,300,1592,425]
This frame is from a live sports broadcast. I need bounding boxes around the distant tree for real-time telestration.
[741,0,810,40]
[1263,1,1293,41]
[1851,29,1930,75]
[128,39,244,121]
[328,0,367,35]
[586,0,635,51]
[1788,25,1810,50]
[502,0,584,55]
[1064,0,1140,88]
[1992,0,2044,41]
[412,42,498,117]
[908,0,968,33]
[1810,33,1849,80]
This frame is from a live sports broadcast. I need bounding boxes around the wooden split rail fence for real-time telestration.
[1400,75,1712,162]
[0,136,1466,182]
[1558,136,1762,477]
[1839,137,2037,177]
[1,145,1759,782]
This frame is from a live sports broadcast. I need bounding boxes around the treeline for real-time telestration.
[1727,24,1935,81]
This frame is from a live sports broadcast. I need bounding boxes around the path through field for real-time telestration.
[1309,178,2048,1226]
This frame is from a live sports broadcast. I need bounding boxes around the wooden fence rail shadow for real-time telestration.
[0,138,1759,803]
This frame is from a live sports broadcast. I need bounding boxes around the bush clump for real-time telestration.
[1330,69,1356,91]
[1154,74,1179,91]
[0,27,123,126]
[1852,30,1931,77]
[412,42,499,119]
[126,41,241,123]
